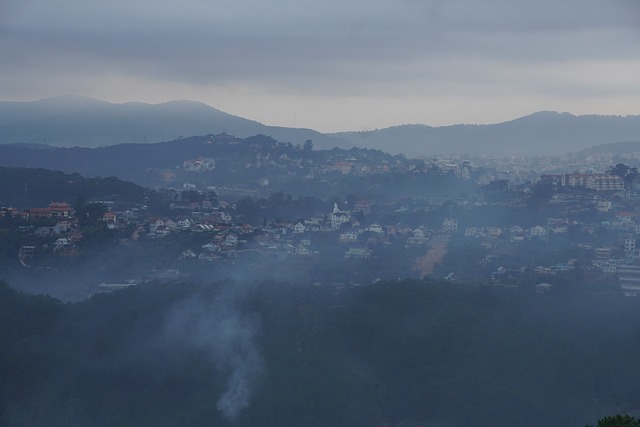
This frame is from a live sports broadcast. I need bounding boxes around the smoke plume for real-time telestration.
[164,284,264,420]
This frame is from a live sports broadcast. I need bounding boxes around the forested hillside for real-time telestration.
[0,135,474,198]
[0,167,147,208]
[1,279,639,426]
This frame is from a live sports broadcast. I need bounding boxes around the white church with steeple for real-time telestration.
[329,203,351,230]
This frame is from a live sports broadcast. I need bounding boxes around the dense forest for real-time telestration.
[2,278,640,426]
[0,167,148,209]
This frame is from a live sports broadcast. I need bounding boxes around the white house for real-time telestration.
[53,238,71,251]
[295,245,312,256]
[530,225,547,238]
[149,217,165,234]
[442,218,458,232]
[224,234,239,246]
[487,227,502,239]
[177,218,192,229]
[339,231,359,242]
[154,225,171,238]
[330,203,351,229]
[201,242,220,252]
[368,224,384,234]
[412,228,427,240]
[344,246,370,259]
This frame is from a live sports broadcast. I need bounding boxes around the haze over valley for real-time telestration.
[2,119,640,425]
[2,0,640,426]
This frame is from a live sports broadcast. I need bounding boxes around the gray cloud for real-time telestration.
[1,0,639,130]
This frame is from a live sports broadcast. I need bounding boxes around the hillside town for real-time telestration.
[4,2,640,425]
[3,137,640,299]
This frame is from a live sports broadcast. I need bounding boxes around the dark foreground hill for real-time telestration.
[1,279,639,427]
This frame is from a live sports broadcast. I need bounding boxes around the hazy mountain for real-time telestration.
[579,140,640,155]
[333,111,640,157]
[0,96,350,150]
[2,97,639,156]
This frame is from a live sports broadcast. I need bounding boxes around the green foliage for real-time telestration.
[586,414,640,427]
[607,163,639,186]
[0,281,65,424]
[181,189,205,203]
[2,279,640,426]
[76,202,107,226]
[0,167,146,208]
[528,181,555,207]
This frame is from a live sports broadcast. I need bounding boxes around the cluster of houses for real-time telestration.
[5,191,640,284]
[182,157,215,172]
[7,155,640,296]
[181,134,482,184]
[464,221,566,242]
[1,202,74,221]
[540,173,625,191]
[3,201,125,264]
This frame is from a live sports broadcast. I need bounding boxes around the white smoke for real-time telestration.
[164,285,265,420]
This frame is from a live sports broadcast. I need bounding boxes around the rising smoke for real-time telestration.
[163,283,265,420]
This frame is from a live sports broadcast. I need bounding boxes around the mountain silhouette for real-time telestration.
[1,97,638,156]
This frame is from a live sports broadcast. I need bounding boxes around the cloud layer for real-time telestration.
[1,0,639,131]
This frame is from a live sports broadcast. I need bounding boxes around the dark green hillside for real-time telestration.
[0,167,147,208]
[1,279,640,427]
[0,136,473,200]
[0,134,300,187]
[580,141,640,155]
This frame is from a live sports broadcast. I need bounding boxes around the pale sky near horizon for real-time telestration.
[1,0,639,132]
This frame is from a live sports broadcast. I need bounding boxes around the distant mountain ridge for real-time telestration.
[0,96,350,150]
[579,140,640,154]
[1,96,639,156]
[332,111,640,157]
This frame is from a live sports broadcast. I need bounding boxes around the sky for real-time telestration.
[1,0,639,132]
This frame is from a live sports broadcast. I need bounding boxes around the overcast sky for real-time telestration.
[1,0,639,132]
